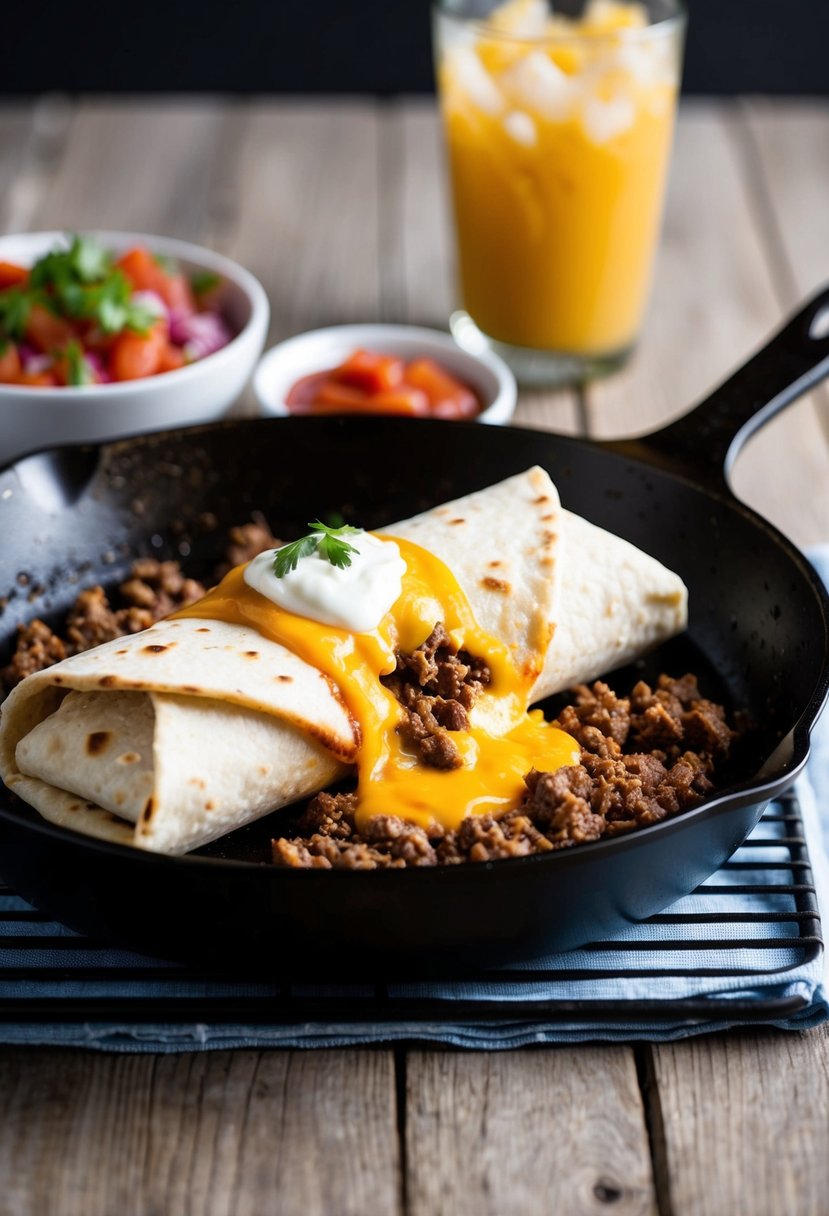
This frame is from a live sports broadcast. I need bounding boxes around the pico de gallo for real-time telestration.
[0,235,233,387]
[285,348,482,419]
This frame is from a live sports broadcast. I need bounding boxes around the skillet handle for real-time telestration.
[628,285,829,489]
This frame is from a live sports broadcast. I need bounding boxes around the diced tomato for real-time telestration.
[116,247,195,315]
[285,371,331,411]
[162,274,197,316]
[0,344,21,384]
[313,380,371,410]
[335,349,405,395]
[404,358,480,419]
[0,262,28,290]
[17,370,58,387]
[158,343,186,373]
[365,388,430,416]
[25,304,77,354]
[431,396,480,420]
[109,323,167,381]
[50,352,72,387]
[300,386,429,417]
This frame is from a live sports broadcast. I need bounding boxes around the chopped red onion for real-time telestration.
[173,311,233,361]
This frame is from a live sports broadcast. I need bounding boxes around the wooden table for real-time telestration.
[0,96,828,1216]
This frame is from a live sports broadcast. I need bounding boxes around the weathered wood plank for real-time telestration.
[214,99,381,345]
[584,101,829,545]
[19,98,227,240]
[0,102,37,231]
[0,1047,401,1216]
[380,98,454,329]
[405,1050,656,1216]
[651,1028,829,1216]
[0,96,73,235]
[744,98,829,456]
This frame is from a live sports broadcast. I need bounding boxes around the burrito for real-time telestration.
[0,467,687,853]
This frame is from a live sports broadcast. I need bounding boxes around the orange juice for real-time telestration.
[436,0,683,362]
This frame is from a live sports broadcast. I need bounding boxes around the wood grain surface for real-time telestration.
[0,96,827,1216]
[0,1048,400,1216]
[652,1028,829,1216]
[405,1050,656,1216]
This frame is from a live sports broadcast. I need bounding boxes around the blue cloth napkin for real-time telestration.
[0,550,827,1051]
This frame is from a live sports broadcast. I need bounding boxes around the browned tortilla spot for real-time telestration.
[143,644,167,654]
[182,685,200,693]
[488,560,502,569]
[244,650,259,658]
[118,752,140,765]
[141,796,155,823]
[541,513,555,522]
[189,777,206,790]
[276,675,293,683]
[259,765,270,775]
[52,675,63,684]
[196,627,211,633]
[534,495,550,505]
[482,576,510,593]
[98,675,116,688]
[542,530,556,545]
[313,674,361,758]
[86,730,110,756]
[115,649,127,655]
[449,517,465,525]
[205,800,215,811]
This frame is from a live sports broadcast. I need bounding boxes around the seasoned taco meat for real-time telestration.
[380,623,491,771]
[271,674,738,869]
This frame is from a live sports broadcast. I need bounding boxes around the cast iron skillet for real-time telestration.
[0,289,828,976]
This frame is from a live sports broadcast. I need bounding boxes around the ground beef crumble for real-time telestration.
[271,673,738,869]
[1,559,207,690]
[380,623,491,771]
[0,528,283,691]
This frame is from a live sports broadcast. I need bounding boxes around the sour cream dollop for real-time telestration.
[244,532,407,633]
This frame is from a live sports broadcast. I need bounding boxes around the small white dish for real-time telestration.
[252,323,517,425]
[0,231,270,467]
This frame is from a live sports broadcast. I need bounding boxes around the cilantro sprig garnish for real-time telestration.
[273,521,362,578]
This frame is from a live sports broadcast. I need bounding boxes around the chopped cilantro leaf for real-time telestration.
[62,340,94,387]
[0,289,31,342]
[273,520,362,578]
[273,534,320,578]
[191,270,221,296]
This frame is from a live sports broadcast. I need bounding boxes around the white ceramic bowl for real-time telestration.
[0,231,270,467]
[252,323,516,425]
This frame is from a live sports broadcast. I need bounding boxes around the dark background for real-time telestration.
[6,0,826,94]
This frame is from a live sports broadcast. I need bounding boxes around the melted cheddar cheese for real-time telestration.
[174,535,578,832]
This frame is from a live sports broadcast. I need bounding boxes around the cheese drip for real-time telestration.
[173,536,578,831]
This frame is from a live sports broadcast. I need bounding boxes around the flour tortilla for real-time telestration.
[0,466,686,854]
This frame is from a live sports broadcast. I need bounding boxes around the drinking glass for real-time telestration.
[434,0,686,384]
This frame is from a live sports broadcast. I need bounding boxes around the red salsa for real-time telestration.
[286,349,482,419]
